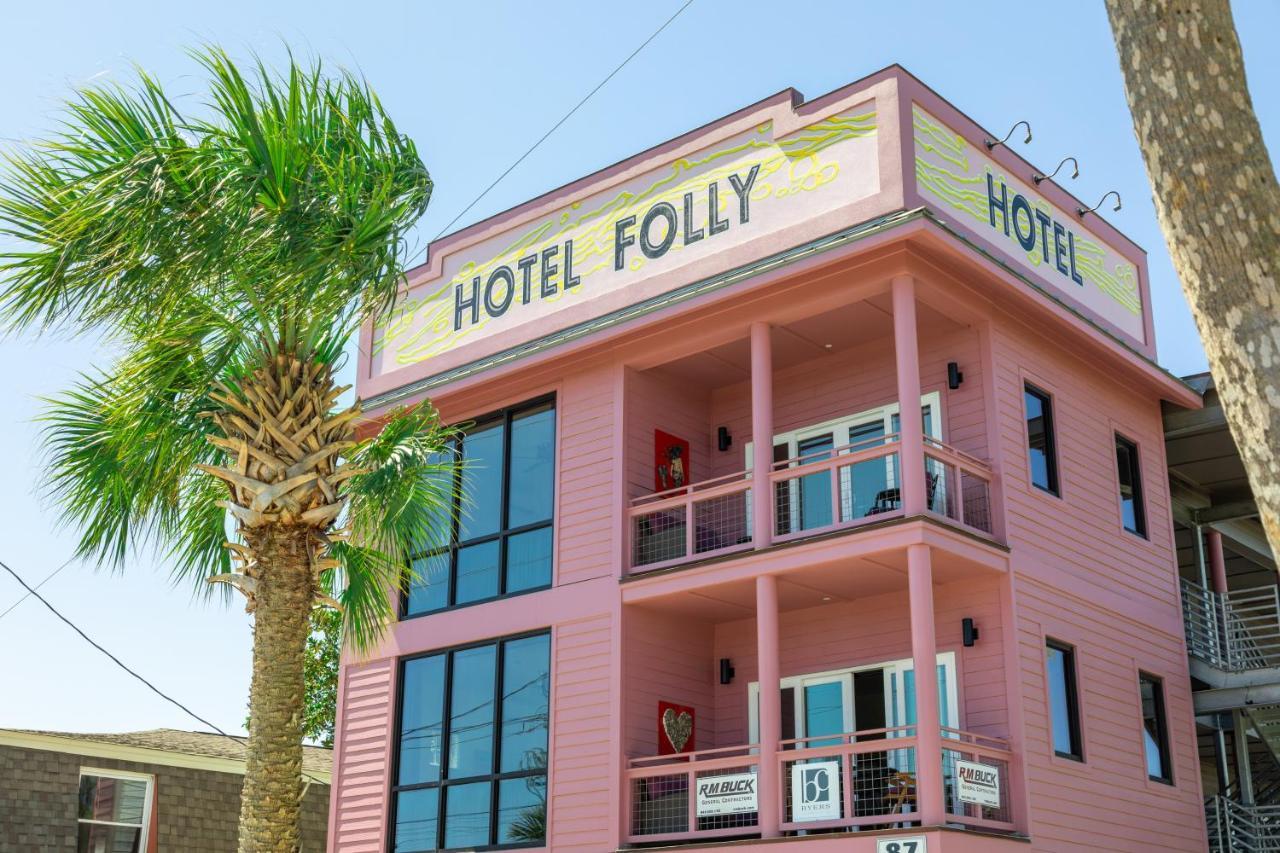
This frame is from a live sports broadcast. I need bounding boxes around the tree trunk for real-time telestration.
[238,524,314,853]
[1105,0,1280,555]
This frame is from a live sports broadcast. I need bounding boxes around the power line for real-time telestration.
[417,0,695,255]
[0,557,325,787]
[0,553,75,622]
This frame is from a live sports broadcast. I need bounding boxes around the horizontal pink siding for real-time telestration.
[330,659,395,852]
[992,318,1204,849]
[622,606,716,756]
[557,368,618,585]
[706,325,986,481]
[550,614,616,851]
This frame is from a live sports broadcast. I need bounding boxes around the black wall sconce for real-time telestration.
[984,119,1032,151]
[719,658,735,685]
[962,618,980,647]
[947,361,964,390]
[717,426,732,452]
[1078,190,1122,217]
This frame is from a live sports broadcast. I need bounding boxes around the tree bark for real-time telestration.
[1106,0,1280,555]
[238,524,314,853]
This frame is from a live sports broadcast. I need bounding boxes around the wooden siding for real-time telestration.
[330,659,395,853]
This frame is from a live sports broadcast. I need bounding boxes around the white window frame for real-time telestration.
[747,652,959,744]
[77,767,154,852]
[744,393,943,527]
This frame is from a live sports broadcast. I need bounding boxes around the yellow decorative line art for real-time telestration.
[377,110,877,366]
[912,107,1140,316]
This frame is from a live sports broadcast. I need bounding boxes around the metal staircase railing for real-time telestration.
[1183,579,1280,673]
[1207,797,1280,852]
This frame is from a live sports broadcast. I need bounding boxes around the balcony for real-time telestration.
[624,275,1001,578]
[623,726,1016,844]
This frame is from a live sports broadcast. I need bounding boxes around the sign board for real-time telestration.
[695,771,758,817]
[372,107,881,377]
[876,836,927,853]
[955,759,1001,809]
[790,760,841,822]
[912,105,1145,346]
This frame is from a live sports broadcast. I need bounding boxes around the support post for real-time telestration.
[893,276,925,514]
[755,574,781,837]
[908,543,945,825]
[1208,529,1229,594]
[751,322,774,549]
[1234,709,1255,805]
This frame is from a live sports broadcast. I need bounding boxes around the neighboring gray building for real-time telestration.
[0,728,330,852]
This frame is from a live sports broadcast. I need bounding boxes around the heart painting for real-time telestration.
[662,707,693,753]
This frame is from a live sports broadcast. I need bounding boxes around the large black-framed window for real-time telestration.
[1024,383,1059,495]
[404,397,555,618]
[1115,434,1147,537]
[1046,640,1083,761]
[391,632,551,852]
[1139,673,1172,784]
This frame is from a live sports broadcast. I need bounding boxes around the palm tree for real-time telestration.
[0,48,457,851]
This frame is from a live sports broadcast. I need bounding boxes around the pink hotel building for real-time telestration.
[330,67,1211,852]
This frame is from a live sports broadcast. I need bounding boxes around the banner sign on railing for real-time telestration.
[695,771,758,817]
[955,759,1001,808]
[791,760,842,822]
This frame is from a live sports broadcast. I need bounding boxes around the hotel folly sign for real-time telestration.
[370,107,881,378]
[368,94,1149,385]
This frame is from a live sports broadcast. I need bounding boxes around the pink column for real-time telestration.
[1208,529,1229,594]
[755,574,781,837]
[907,543,945,825]
[893,276,925,514]
[751,322,774,549]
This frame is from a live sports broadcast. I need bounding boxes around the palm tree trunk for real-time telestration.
[238,524,314,853]
[1106,0,1280,554]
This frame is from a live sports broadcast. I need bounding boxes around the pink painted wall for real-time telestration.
[707,576,1007,749]
[989,315,1205,850]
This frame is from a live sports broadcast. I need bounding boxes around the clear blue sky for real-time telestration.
[1,1,1277,737]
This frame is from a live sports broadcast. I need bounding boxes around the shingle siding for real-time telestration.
[0,744,328,852]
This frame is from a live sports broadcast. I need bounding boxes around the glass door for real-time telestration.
[794,432,835,531]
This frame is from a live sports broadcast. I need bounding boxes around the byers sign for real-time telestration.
[370,108,880,377]
[912,105,1145,345]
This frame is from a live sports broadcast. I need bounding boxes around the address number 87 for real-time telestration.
[876,837,927,853]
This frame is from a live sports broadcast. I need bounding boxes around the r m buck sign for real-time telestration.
[954,759,1001,809]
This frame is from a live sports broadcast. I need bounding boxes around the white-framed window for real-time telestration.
[745,393,944,530]
[746,651,959,745]
[77,767,153,853]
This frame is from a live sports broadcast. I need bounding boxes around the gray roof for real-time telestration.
[0,727,331,776]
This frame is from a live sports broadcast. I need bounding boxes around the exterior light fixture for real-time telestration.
[1078,191,1122,217]
[947,362,964,390]
[1033,157,1079,185]
[984,120,1032,151]
[717,426,732,452]
[962,618,980,647]
[719,658,735,685]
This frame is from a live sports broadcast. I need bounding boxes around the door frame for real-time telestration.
[746,651,958,744]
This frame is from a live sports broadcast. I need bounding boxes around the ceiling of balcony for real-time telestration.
[645,294,957,390]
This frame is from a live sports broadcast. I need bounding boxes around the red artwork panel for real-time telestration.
[654,430,690,493]
[658,701,696,755]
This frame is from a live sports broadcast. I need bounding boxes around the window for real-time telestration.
[77,770,152,852]
[405,398,555,617]
[1115,434,1147,537]
[1024,384,1059,495]
[1046,641,1083,760]
[1139,673,1172,783]
[391,633,551,851]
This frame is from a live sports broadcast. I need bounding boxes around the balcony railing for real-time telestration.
[624,727,1015,843]
[1207,796,1280,852]
[628,437,996,573]
[1182,578,1280,672]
